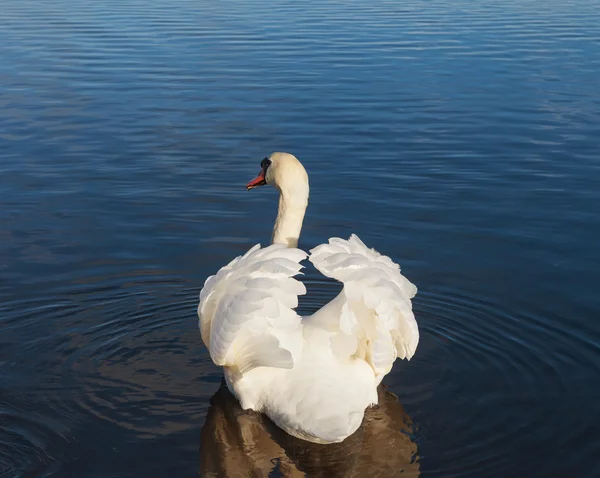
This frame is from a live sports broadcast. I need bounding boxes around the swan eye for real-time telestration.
[261,158,272,169]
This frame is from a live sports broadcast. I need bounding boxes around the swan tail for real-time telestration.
[310,234,419,379]
[198,243,307,375]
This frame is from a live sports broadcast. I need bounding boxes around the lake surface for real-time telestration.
[1,0,600,476]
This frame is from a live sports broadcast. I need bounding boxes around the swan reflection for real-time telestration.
[200,380,419,477]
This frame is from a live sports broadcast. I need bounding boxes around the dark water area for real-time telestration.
[1,0,600,476]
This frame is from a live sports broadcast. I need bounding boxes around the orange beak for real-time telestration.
[246,169,267,190]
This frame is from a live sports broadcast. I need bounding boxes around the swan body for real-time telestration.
[198,153,419,444]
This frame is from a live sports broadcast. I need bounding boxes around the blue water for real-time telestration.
[1,0,599,476]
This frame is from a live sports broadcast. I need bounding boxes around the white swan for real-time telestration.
[198,152,419,444]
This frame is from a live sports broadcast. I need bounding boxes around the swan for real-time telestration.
[198,152,419,444]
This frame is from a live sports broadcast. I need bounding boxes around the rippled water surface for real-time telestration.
[2,0,600,476]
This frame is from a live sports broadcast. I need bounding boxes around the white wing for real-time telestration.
[198,243,307,376]
[309,234,419,381]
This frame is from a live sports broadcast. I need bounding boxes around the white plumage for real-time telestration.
[198,153,419,444]
[199,244,307,376]
[309,234,419,381]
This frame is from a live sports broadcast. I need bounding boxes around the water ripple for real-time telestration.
[398,286,600,476]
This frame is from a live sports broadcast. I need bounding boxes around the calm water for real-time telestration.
[1,0,600,476]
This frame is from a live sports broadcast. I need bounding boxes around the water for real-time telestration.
[1,0,599,476]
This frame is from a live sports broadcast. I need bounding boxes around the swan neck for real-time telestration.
[271,190,308,248]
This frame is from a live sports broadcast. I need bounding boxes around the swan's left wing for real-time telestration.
[198,243,307,375]
[309,234,419,381]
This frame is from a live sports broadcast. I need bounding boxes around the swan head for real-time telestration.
[246,152,309,204]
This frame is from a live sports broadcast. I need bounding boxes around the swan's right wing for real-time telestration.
[310,235,419,381]
[198,243,307,376]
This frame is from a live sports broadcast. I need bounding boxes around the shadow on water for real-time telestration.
[199,380,419,478]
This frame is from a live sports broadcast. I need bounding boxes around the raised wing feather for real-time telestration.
[198,243,307,375]
[310,234,418,381]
